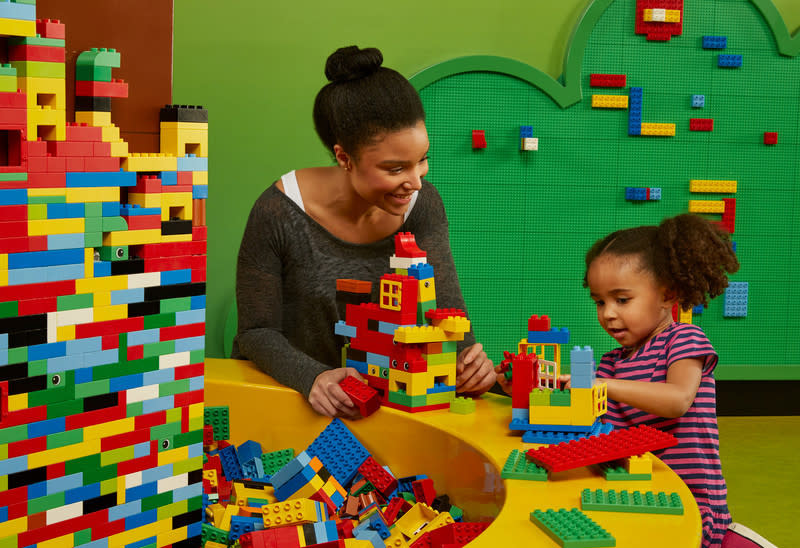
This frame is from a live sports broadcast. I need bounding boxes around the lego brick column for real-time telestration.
[1,8,206,548]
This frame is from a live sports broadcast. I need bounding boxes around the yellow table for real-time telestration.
[205,358,702,547]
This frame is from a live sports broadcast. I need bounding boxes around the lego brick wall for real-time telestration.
[417,0,800,379]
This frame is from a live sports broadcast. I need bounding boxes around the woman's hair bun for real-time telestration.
[324,46,383,83]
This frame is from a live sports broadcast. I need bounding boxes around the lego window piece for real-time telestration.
[380,279,402,311]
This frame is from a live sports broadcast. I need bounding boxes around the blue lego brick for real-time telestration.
[274,463,321,501]
[175,336,204,352]
[142,368,175,386]
[134,442,151,458]
[142,464,173,484]
[692,304,704,314]
[628,123,642,136]
[65,337,102,355]
[397,474,427,495]
[126,481,159,502]
[110,287,146,306]
[189,375,204,391]
[128,328,160,346]
[28,417,66,439]
[120,204,161,216]
[335,321,357,338]
[241,458,265,479]
[692,94,705,108]
[355,527,385,548]
[512,407,530,422]
[125,508,158,531]
[191,295,206,309]
[46,202,86,219]
[408,262,434,279]
[0,455,28,476]
[102,202,121,216]
[83,349,120,367]
[176,308,206,325]
[192,185,209,199]
[7,266,46,285]
[426,383,455,394]
[527,328,570,344]
[94,261,112,277]
[64,483,101,504]
[649,188,661,200]
[366,352,390,368]
[161,269,192,286]
[346,359,368,374]
[28,480,47,499]
[718,54,742,68]
[0,349,6,366]
[0,189,27,205]
[177,155,208,171]
[229,516,257,541]
[237,440,263,465]
[522,421,614,443]
[625,187,648,201]
[142,395,175,414]
[46,473,84,496]
[128,536,159,548]
[66,170,137,188]
[47,234,87,252]
[702,35,727,49]
[377,321,400,335]
[174,483,202,502]
[520,125,534,138]
[724,281,748,317]
[0,2,36,20]
[306,418,370,486]
[524,420,598,433]
[0,505,8,523]
[161,171,178,186]
[270,450,312,488]
[28,341,66,361]
[73,368,93,384]
[314,519,339,542]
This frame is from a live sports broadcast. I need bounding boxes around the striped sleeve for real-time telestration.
[665,323,718,374]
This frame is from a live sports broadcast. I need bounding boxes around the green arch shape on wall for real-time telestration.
[409,0,800,107]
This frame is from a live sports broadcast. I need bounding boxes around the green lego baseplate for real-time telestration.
[580,488,684,515]
[414,0,800,380]
[203,406,230,441]
[530,508,616,548]
[502,449,548,481]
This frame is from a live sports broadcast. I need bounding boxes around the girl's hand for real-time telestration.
[558,374,572,389]
[494,362,513,395]
[456,343,495,396]
[309,368,363,419]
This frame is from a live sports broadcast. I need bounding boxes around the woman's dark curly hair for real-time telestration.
[584,214,740,310]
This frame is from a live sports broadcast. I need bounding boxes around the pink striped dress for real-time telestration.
[596,322,731,547]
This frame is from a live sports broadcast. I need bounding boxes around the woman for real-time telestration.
[233,46,495,418]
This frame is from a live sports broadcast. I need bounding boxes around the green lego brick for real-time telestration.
[352,481,376,496]
[127,401,144,417]
[143,312,176,329]
[450,396,476,414]
[159,378,191,397]
[84,202,103,217]
[417,298,436,323]
[551,389,571,407]
[57,292,94,311]
[501,449,548,481]
[388,390,426,407]
[596,462,652,481]
[529,508,615,548]
[0,425,27,445]
[151,421,182,441]
[47,398,83,420]
[400,491,416,504]
[74,378,110,399]
[93,357,158,380]
[425,351,457,366]
[190,349,205,364]
[0,172,25,181]
[157,499,189,521]
[29,195,65,205]
[261,448,294,476]
[47,429,84,450]
[0,63,16,76]
[142,340,175,358]
[28,360,47,376]
[530,388,550,406]
[166,407,182,423]
[161,296,192,313]
[101,217,128,232]
[100,445,135,467]
[449,505,463,520]
[10,60,65,78]
[581,488,683,515]
[9,36,65,47]
[173,455,203,476]
[84,217,102,232]
[84,232,102,248]
[441,341,457,353]
[99,245,128,261]
[27,203,48,218]
[174,429,203,449]
[426,391,454,406]
[76,64,113,82]
[83,463,119,485]
[201,523,230,546]
[142,491,174,512]
[77,47,121,69]
[28,492,65,515]
[204,406,230,441]
[0,300,18,319]
[187,494,203,512]
[65,453,102,475]
[73,529,93,546]
[7,346,27,364]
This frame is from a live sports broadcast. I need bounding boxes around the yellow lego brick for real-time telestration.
[103,229,162,246]
[84,417,133,441]
[203,469,218,487]
[0,443,6,460]
[189,415,204,431]
[159,234,193,243]
[642,8,678,22]
[28,218,85,236]
[367,364,381,377]
[93,291,112,307]
[109,139,129,157]
[93,304,128,322]
[28,108,66,141]
[39,533,75,548]
[640,123,676,136]
[431,315,470,333]
[426,362,456,383]
[220,503,241,530]
[28,438,101,468]
[286,474,325,500]
[122,153,178,172]
[417,277,435,302]
[107,516,172,548]
[569,388,596,426]
[128,191,162,209]
[262,498,322,528]
[343,541,377,548]
[394,503,440,544]
[160,125,209,157]
[591,94,629,109]
[0,17,36,37]
[627,454,653,475]
[0,516,27,539]
[206,503,226,528]
[679,307,693,324]
[388,369,433,396]
[205,543,227,548]
[394,325,464,343]
[158,445,189,466]
[160,121,210,130]
[161,192,193,221]
[1,254,8,270]
[323,476,347,498]
[193,171,208,185]
[156,525,188,547]
[66,186,120,203]
[689,200,725,213]
[18,76,66,110]
[56,324,76,341]
[0,269,7,287]
[75,275,128,294]
[8,393,27,412]
[76,110,112,126]
[189,402,204,418]
[665,9,681,22]
[28,187,67,197]
[84,248,93,278]
[117,475,126,505]
[529,405,572,425]
[689,179,737,193]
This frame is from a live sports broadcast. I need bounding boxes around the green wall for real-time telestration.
[173,0,800,359]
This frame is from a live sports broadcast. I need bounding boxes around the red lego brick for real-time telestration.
[203,424,214,446]
[471,130,487,149]
[192,268,207,283]
[125,214,161,230]
[635,0,684,41]
[381,401,450,413]
[84,156,121,172]
[17,297,58,316]
[412,478,437,505]
[124,343,142,362]
[0,220,30,237]
[175,362,204,380]
[590,74,626,87]
[453,522,491,544]
[689,118,713,131]
[117,451,158,476]
[90,518,126,541]
[2,405,47,428]
[0,236,32,253]
[18,509,109,547]
[66,123,103,142]
[383,497,411,525]
[102,334,119,350]
[9,44,66,63]
[8,435,47,458]
[425,308,467,320]
[192,225,208,240]
[336,278,372,293]
[47,140,94,157]
[74,316,144,339]
[508,351,537,410]
[0,204,28,220]
[0,279,75,303]
[65,403,127,431]
[135,410,167,430]
[177,170,192,186]
[36,18,66,39]
[0,380,8,421]
[66,157,85,172]
[525,424,678,473]
[92,141,112,156]
[76,79,129,98]
[528,314,551,331]
[47,462,65,480]
[764,131,778,145]
[721,198,736,234]
[159,322,205,341]
[357,456,397,497]
[100,427,151,452]
[174,388,203,407]
[134,175,163,193]
[27,172,66,188]
[26,139,48,157]
[339,376,381,417]
[0,91,27,109]
[394,231,427,257]
[181,403,191,432]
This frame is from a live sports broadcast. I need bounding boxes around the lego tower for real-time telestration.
[1,9,206,548]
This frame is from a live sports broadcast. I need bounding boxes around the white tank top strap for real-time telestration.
[281,170,305,212]
[403,190,419,222]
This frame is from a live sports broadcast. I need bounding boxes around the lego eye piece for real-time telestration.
[424,281,430,288]
[392,359,398,368]
[51,374,62,386]
[403,362,409,371]
[161,439,171,450]
[115,247,125,259]
[381,369,389,378]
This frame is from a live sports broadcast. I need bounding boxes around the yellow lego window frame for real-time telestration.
[380,279,402,310]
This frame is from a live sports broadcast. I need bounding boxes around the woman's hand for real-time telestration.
[308,368,363,419]
[455,343,495,396]
[494,362,513,395]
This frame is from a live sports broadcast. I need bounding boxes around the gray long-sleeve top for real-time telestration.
[232,179,475,398]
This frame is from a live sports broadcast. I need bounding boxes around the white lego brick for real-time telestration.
[56,307,93,327]
[650,8,666,22]
[127,272,161,289]
[46,502,83,525]
[159,351,191,369]
[158,473,189,494]
[126,384,160,403]
[521,137,539,151]
[125,471,143,488]
[47,312,57,343]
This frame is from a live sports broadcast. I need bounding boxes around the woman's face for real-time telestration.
[346,120,429,216]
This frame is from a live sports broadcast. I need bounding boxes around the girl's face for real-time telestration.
[340,120,429,216]
[586,253,676,353]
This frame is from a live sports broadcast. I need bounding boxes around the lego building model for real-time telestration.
[334,233,469,413]
[0,8,206,548]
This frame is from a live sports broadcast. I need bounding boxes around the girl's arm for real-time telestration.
[602,358,703,418]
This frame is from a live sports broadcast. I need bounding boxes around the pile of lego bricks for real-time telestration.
[201,408,491,548]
